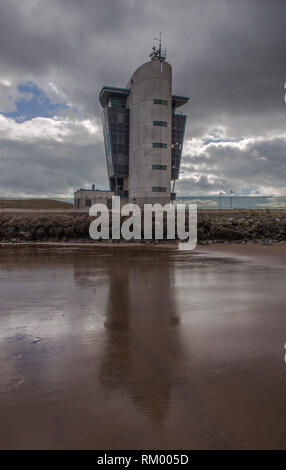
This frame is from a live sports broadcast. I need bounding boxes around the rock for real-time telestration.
[197,227,210,241]
[63,226,77,238]
[256,222,264,232]
[49,226,63,238]
[237,218,249,226]
[18,231,33,241]
[35,227,46,239]
[211,225,234,240]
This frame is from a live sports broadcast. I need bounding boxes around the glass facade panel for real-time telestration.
[102,104,129,193]
[109,96,126,108]
[171,114,187,180]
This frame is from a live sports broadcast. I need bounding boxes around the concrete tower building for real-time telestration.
[99,39,189,207]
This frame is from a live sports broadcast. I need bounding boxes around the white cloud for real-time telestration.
[0,80,34,113]
[0,113,102,144]
[0,79,11,87]
[177,127,286,196]
[45,80,67,104]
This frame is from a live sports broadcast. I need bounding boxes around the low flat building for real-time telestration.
[74,188,114,210]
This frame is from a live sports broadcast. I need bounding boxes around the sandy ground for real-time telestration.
[0,243,286,449]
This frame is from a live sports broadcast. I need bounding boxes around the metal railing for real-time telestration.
[0,195,286,211]
[175,196,286,210]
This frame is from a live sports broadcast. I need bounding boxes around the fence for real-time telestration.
[0,195,286,211]
[175,196,286,210]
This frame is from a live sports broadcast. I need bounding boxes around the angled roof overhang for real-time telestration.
[172,95,189,109]
[99,86,130,107]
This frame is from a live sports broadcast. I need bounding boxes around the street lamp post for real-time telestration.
[219,192,224,209]
[230,190,234,209]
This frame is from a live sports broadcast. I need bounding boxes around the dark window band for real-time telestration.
[153,99,168,105]
[153,142,167,148]
[153,120,167,127]
[152,164,167,170]
[152,187,167,193]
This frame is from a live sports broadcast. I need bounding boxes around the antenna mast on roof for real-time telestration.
[149,32,166,62]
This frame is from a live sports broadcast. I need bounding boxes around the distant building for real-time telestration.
[75,39,189,209]
[74,188,114,210]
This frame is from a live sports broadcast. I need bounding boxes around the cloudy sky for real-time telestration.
[0,0,285,197]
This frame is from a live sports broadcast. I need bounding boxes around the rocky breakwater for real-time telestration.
[0,214,92,243]
[0,211,286,244]
[197,211,286,244]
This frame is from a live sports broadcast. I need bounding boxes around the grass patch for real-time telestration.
[0,199,73,209]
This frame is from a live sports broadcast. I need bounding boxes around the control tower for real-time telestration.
[99,36,189,207]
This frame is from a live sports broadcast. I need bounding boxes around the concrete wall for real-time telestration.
[74,190,114,211]
[127,60,172,207]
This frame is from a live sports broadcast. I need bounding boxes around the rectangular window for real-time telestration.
[86,199,91,207]
[153,120,167,127]
[152,164,167,170]
[152,187,167,192]
[110,96,126,108]
[153,142,167,148]
[153,99,168,105]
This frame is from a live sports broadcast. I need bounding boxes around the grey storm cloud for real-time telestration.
[0,139,107,197]
[0,0,285,196]
[177,133,286,195]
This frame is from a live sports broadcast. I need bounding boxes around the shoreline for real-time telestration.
[1,210,286,245]
[1,240,286,249]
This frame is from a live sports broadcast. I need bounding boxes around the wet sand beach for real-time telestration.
[0,244,286,449]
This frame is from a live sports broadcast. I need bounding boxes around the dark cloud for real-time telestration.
[177,134,286,195]
[0,139,107,196]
